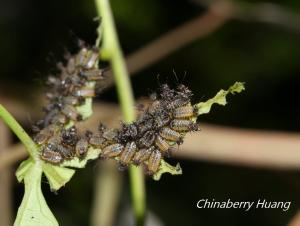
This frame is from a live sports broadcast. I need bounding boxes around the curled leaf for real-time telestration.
[153,160,182,181]
[196,82,245,115]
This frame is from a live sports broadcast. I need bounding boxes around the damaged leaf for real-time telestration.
[196,82,245,115]
[153,160,182,181]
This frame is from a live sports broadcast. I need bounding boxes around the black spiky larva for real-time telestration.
[101,143,124,158]
[138,130,155,148]
[61,105,82,121]
[147,149,162,174]
[40,149,63,164]
[172,105,197,119]
[56,145,74,160]
[79,69,104,81]
[74,87,96,98]
[159,127,182,143]
[61,126,79,146]
[88,133,106,148]
[153,111,171,128]
[132,147,154,165]
[75,138,89,158]
[119,141,137,166]
[166,98,190,111]
[49,113,68,125]
[154,135,170,154]
[102,128,119,141]
[33,125,57,145]
[62,96,82,105]
[170,119,198,132]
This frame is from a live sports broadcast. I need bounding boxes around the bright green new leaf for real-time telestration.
[76,82,95,120]
[16,158,35,183]
[42,164,75,191]
[14,162,58,226]
[196,82,245,115]
[153,160,182,181]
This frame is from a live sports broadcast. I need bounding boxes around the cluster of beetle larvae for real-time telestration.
[33,42,105,164]
[33,43,200,174]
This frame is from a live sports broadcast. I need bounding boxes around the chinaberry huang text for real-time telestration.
[196,199,290,211]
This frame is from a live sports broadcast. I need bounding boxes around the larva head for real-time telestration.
[138,130,156,148]
[176,84,193,100]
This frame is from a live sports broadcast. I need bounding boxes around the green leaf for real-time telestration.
[153,160,182,181]
[42,164,75,191]
[196,82,245,115]
[42,147,102,191]
[14,162,58,226]
[61,147,101,168]
[76,82,95,120]
[16,158,35,183]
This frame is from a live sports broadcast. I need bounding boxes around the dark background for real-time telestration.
[1,0,300,225]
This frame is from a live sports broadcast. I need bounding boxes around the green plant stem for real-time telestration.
[95,0,146,225]
[0,104,38,160]
[128,166,145,226]
[95,0,135,122]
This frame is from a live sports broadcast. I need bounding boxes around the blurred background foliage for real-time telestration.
[1,0,300,226]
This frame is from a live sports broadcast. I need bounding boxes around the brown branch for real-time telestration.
[193,0,300,32]
[179,124,300,169]
[287,211,300,226]
[102,0,233,88]
[91,160,122,226]
[0,95,41,124]
[0,121,12,226]
[0,143,27,171]
[126,1,233,75]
